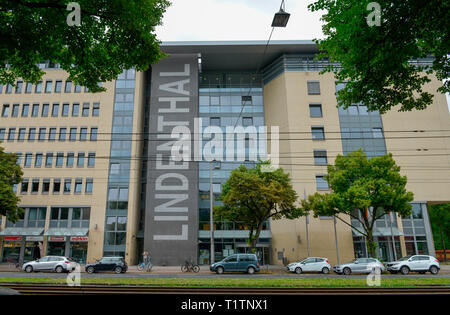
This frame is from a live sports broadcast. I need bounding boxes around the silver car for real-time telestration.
[22,256,77,273]
[333,258,385,275]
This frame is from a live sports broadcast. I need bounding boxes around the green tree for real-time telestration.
[301,149,414,258]
[0,146,24,222]
[0,0,170,92]
[428,203,450,262]
[308,0,449,113]
[215,162,304,252]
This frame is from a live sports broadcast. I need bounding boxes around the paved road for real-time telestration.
[1,271,449,280]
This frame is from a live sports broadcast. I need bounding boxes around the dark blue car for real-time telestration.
[210,254,260,274]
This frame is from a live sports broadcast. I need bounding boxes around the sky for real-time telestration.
[155,0,449,111]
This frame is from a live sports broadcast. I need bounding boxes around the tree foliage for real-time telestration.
[301,149,414,257]
[215,162,305,252]
[0,0,170,92]
[428,203,450,260]
[308,0,449,113]
[0,145,23,222]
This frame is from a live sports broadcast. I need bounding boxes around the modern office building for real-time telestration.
[1,41,449,266]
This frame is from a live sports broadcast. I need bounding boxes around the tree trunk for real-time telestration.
[366,230,378,258]
[439,223,447,263]
[248,224,263,253]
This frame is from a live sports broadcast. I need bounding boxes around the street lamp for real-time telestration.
[272,1,290,27]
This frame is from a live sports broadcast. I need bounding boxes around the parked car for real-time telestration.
[333,258,385,275]
[22,256,77,273]
[210,254,260,274]
[287,257,331,274]
[85,257,128,274]
[386,255,440,275]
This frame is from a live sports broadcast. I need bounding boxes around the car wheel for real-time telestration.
[322,267,330,274]
[55,266,64,273]
[86,266,95,274]
[295,267,302,274]
[343,267,351,275]
[25,265,33,273]
[400,266,410,275]
[429,266,439,275]
[114,266,122,274]
[216,266,224,274]
[247,267,255,274]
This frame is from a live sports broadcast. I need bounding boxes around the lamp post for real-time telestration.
[272,0,291,27]
[210,161,215,264]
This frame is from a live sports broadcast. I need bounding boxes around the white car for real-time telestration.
[386,255,440,275]
[22,256,77,273]
[333,258,385,275]
[287,257,331,274]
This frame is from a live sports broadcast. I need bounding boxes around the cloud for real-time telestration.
[156,0,324,41]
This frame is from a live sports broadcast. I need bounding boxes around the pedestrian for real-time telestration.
[143,250,149,264]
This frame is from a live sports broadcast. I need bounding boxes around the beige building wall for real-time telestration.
[264,71,355,266]
[0,69,115,263]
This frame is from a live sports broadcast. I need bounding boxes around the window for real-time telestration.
[35,153,42,167]
[41,103,49,117]
[52,103,59,117]
[74,179,83,194]
[50,207,69,227]
[53,179,61,194]
[5,84,13,94]
[25,83,32,93]
[48,128,57,141]
[309,104,322,117]
[85,179,93,194]
[22,104,29,117]
[31,179,40,193]
[77,152,85,167]
[0,128,5,141]
[84,86,89,93]
[92,102,100,116]
[21,179,29,194]
[32,104,39,117]
[8,128,16,141]
[348,105,358,115]
[65,153,75,167]
[242,117,253,127]
[316,175,329,190]
[42,179,50,194]
[241,95,252,104]
[71,207,90,227]
[210,117,221,126]
[54,80,62,93]
[372,128,383,138]
[65,81,72,93]
[314,150,328,165]
[15,153,22,165]
[62,103,69,116]
[90,128,98,141]
[87,153,96,167]
[45,81,52,93]
[110,163,120,175]
[74,84,82,93]
[2,104,9,117]
[59,128,67,141]
[27,208,46,227]
[15,81,23,93]
[18,128,26,141]
[69,128,77,141]
[0,84,2,93]
[82,103,89,116]
[35,81,42,93]
[38,128,46,141]
[307,81,321,95]
[80,128,88,141]
[56,153,64,167]
[24,153,33,167]
[45,153,53,167]
[63,179,72,193]
[12,104,19,117]
[312,127,325,140]
[72,103,79,116]
[28,128,36,141]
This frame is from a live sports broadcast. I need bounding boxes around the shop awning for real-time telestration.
[0,228,44,236]
[44,228,89,237]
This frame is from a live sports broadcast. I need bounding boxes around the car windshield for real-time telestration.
[298,258,307,263]
[398,256,412,261]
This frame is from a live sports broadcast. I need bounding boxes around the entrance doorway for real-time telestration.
[236,246,270,265]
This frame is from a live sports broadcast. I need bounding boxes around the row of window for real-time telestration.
[0,80,99,94]
[16,152,95,168]
[1,102,100,118]
[1,127,98,142]
[16,178,94,195]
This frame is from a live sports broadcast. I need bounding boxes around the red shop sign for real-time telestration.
[4,236,22,241]
[70,237,88,242]
[49,236,66,242]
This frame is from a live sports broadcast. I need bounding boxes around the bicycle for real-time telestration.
[137,260,153,272]
[181,260,200,273]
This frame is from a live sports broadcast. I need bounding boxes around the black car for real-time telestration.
[85,257,128,274]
